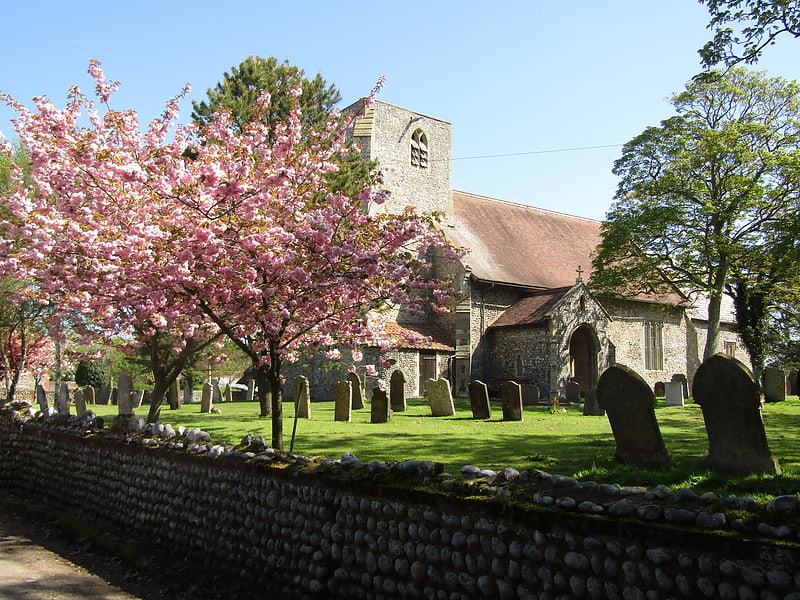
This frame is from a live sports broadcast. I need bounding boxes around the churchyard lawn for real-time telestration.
[89,395,800,498]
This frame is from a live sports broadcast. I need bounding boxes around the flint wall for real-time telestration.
[1,409,800,600]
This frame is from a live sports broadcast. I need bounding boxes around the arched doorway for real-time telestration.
[568,324,598,399]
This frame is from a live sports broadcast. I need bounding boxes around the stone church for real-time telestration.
[289,100,745,402]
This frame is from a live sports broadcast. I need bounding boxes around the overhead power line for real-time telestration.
[451,143,624,162]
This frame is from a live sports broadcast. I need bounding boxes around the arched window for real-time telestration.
[411,129,428,168]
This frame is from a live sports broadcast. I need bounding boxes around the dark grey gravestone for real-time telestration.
[787,369,798,396]
[653,381,665,398]
[211,379,223,405]
[83,385,95,405]
[468,380,491,420]
[182,385,193,405]
[763,367,786,403]
[370,388,392,423]
[348,372,365,410]
[294,375,311,419]
[200,382,213,413]
[36,384,48,412]
[521,383,539,406]
[501,380,523,421]
[334,380,352,422]
[73,388,87,415]
[390,370,407,412]
[671,373,689,399]
[693,354,780,474]
[428,378,455,416]
[565,380,581,403]
[97,384,111,405]
[597,365,673,469]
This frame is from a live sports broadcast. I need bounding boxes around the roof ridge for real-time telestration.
[452,190,602,224]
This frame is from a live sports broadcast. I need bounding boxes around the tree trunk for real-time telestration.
[267,368,283,451]
[703,291,724,360]
[147,380,171,423]
[254,368,272,417]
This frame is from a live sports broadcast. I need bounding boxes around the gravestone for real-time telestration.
[224,383,233,404]
[246,379,255,403]
[521,383,539,407]
[427,378,455,417]
[468,380,491,419]
[763,367,786,403]
[334,380,352,422]
[36,384,48,412]
[390,370,407,412]
[168,381,180,410]
[200,382,213,413]
[211,379,223,405]
[83,385,96,406]
[653,381,665,398]
[664,382,685,407]
[55,382,70,415]
[787,369,798,396]
[501,380,523,421]
[565,380,581,403]
[370,387,392,423]
[348,372,365,410]
[117,370,134,415]
[73,388,87,416]
[597,365,673,468]
[294,375,311,419]
[97,384,111,405]
[182,385,193,405]
[693,354,780,474]
[132,390,145,409]
[671,374,689,399]
[110,387,118,406]
[582,388,605,416]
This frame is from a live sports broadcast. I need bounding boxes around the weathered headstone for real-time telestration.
[671,374,689,399]
[348,372,365,410]
[211,378,223,405]
[334,380,352,422]
[73,388,87,415]
[83,385,96,406]
[597,365,674,468]
[117,370,134,415]
[521,383,539,407]
[224,383,233,404]
[763,367,786,403]
[200,382,213,413]
[370,387,392,423]
[468,380,491,419]
[664,382,685,407]
[501,380,523,421]
[55,382,70,415]
[390,370,407,412]
[36,384,48,412]
[131,389,145,409]
[693,354,780,474]
[565,380,581,403]
[110,387,118,406]
[653,381,665,398]
[582,388,605,416]
[427,378,455,417]
[246,379,255,403]
[787,369,798,396]
[294,375,311,419]
[168,380,180,410]
[97,384,111,405]
[183,385,193,405]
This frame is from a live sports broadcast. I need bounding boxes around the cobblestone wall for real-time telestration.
[2,405,799,600]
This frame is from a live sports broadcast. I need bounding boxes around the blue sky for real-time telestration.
[2,1,799,220]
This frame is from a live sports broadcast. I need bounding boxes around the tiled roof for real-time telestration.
[385,322,455,351]
[447,191,601,289]
[489,287,573,328]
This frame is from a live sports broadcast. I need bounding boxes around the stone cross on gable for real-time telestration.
[576,265,584,284]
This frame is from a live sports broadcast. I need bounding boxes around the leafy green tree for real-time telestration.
[699,0,800,68]
[74,359,110,388]
[591,68,800,375]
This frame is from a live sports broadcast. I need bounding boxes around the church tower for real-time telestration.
[346,99,453,217]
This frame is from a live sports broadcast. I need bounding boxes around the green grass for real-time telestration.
[89,395,800,498]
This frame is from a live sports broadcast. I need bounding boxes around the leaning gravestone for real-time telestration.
[117,370,134,415]
[390,370,407,412]
[763,367,786,403]
[427,378,455,417]
[501,380,523,421]
[521,383,539,406]
[83,385,95,406]
[334,380,352,422]
[73,388,87,416]
[664,381,685,407]
[55,382,70,416]
[370,387,392,423]
[693,354,780,474]
[468,380,492,419]
[36,384,48,412]
[565,380,581,404]
[597,365,673,468]
[348,372,365,410]
[200,382,213,414]
[294,375,311,419]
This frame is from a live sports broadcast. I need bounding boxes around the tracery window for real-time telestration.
[644,321,664,371]
[411,129,428,168]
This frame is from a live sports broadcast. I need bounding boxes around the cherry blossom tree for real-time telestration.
[0,62,460,446]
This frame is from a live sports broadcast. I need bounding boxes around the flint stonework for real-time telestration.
[693,354,780,474]
[468,380,491,420]
[597,365,673,469]
[294,375,311,419]
[501,380,523,421]
[370,388,391,423]
[427,378,455,417]
[334,380,352,422]
[390,370,407,412]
